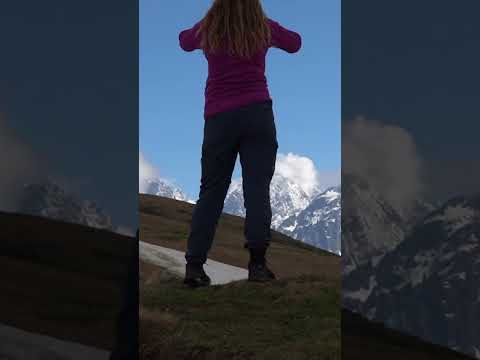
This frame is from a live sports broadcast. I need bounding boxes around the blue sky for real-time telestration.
[140,0,340,198]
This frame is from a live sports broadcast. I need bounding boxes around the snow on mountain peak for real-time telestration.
[138,155,341,254]
[322,188,341,203]
[424,203,477,236]
[279,186,341,254]
[223,177,341,253]
[224,173,313,228]
[274,152,324,198]
[141,177,192,203]
[19,182,113,231]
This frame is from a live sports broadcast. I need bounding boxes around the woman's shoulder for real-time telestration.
[266,18,279,26]
[266,18,283,33]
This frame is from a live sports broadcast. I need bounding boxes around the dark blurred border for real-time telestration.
[1,1,138,359]
[342,1,480,359]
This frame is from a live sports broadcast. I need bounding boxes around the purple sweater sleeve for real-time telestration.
[269,19,302,53]
[179,21,202,52]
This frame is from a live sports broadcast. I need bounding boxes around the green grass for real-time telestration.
[139,195,340,359]
[140,267,340,360]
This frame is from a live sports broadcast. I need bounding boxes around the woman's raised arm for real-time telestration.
[269,19,302,53]
[179,21,202,52]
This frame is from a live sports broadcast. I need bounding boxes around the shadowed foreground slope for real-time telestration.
[139,194,341,360]
[342,309,475,359]
[0,211,135,350]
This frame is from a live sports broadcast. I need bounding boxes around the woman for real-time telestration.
[180,0,301,287]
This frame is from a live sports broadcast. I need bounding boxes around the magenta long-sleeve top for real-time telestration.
[179,19,302,119]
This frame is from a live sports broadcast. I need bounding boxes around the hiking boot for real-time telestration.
[183,263,211,288]
[248,261,276,282]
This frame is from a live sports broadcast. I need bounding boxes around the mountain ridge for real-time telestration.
[342,182,480,359]
[19,182,114,230]
[146,173,341,254]
[280,186,341,254]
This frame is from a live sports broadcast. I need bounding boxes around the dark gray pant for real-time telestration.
[185,100,278,264]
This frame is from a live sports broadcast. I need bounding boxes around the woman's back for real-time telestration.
[182,0,301,285]
[179,19,301,118]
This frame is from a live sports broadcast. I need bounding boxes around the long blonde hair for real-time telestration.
[197,0,271,58]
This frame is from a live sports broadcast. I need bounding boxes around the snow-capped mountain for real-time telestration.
[223,179,247,218]
[223,175,342,253]
[224,174,315,229]
[19,182,113,230]
[343,192,480,359]
[280,186,341,254]
[342,174,433,309]
[341,174,408,275]
[362,195,479,359]
[141,177,194,203]
[143,169,341,254]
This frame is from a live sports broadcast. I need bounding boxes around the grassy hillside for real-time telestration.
[140,194,340,281]
[139,195,341,360]
[0,211,135,350]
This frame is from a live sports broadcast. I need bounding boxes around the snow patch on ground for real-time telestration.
[139,241,248,285]
[0,324,109,360]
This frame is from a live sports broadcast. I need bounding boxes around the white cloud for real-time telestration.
[343,117,423,213]
[0,115,42,211]
[275,152,339,196]
[138,150,339,200]
[138,151,188,198]
[139,151,160,193]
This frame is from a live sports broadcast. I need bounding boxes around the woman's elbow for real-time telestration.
[289,34,302,53]
[179,32,194,52]
[180,43,193,52]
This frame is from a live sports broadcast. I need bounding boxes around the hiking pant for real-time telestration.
[185,100,278,265]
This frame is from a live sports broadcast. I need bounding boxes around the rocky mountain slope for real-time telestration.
[19,182,114,231]
[280,186,341,254]
[341,174,408,275]
[360,195,480,358]
[224,175,314,229]
[223,176,341,254]
[342,181,480,359]
[140,177,192,203]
